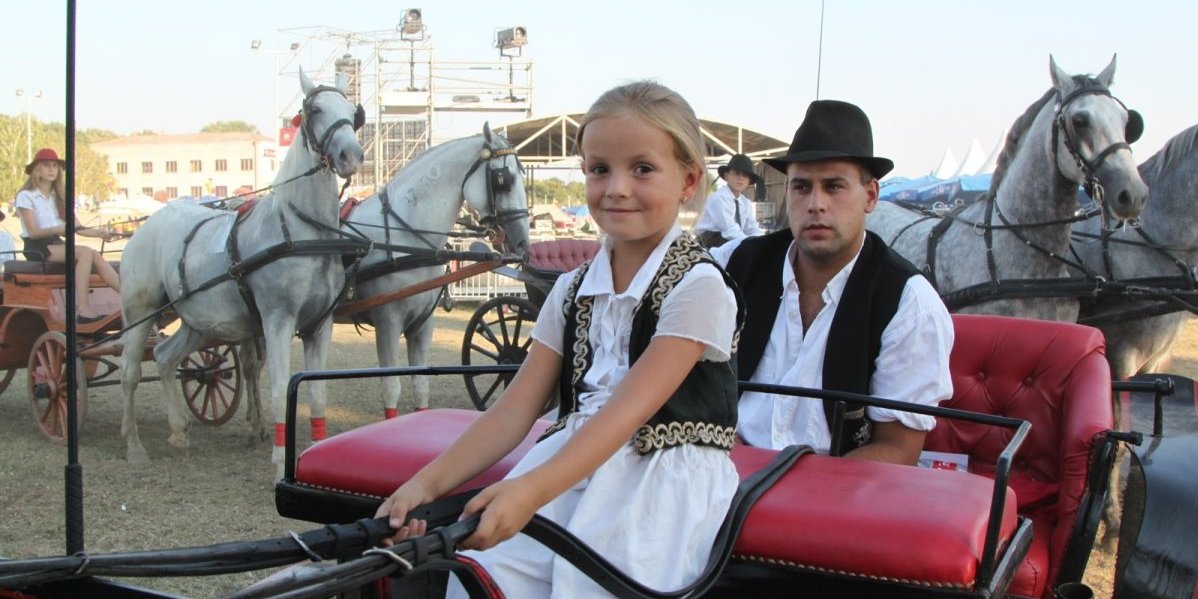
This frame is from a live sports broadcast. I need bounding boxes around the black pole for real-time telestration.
[64,0,85,555]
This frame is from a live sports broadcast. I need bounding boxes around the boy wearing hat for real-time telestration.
[712,100,953,465]
[693,153,763,248]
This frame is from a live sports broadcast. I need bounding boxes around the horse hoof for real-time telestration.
[167,433,190,449]
[126,446,150,464]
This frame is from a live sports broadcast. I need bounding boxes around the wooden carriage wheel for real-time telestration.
[27,331,88,445]
[462,296,540,411]
[179,344,242,426]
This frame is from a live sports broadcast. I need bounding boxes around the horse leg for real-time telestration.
[263,315,298,480]
[1100,350,1142,550]
[406,315,435,411]
[374,310,404,419]
[119,318,156,464]
[239,338,269,444]
[301,318,334,442]
[153,324,209,450]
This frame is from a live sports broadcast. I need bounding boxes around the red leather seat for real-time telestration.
[287,409,1018,593]
[928,314,1113,598]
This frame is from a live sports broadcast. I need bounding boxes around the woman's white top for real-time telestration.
[13,189,63,239]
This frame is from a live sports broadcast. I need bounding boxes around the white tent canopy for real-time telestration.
[97,194,166,218]
[931,148,959,179]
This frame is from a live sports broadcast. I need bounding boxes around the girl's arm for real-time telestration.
[375,340,562,532]
[459,334,706,549]
[16,208,64,239]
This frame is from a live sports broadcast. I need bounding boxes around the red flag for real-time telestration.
[279,126,298,147]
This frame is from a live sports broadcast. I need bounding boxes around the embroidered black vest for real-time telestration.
[541,235,745,454]
[725,230,919,455]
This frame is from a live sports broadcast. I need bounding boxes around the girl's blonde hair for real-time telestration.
[576,81,710,211]
[20,159,66,217]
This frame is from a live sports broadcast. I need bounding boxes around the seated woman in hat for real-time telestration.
[693,153,764,248]
[14,148,121,323]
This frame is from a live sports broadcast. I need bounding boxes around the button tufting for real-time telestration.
[1024,377,1034,385]
[976,372,986,380]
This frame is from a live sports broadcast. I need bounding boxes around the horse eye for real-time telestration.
[1071,113,1089,130]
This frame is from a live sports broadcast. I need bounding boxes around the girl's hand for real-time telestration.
[459,477,542,550]
[374,481,433,546]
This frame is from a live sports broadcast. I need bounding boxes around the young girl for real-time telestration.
[15,148,120,322]
[376,81,743,597]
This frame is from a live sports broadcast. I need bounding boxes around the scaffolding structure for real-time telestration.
[270,22,533,193]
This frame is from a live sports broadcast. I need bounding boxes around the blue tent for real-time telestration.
[915,174,992,205]
[879,175,939,202]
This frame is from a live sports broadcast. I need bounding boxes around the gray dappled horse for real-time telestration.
[338,125,529,416]
[1072,124,1198,380]
[119,70,364,478]
[867,56,1148,323]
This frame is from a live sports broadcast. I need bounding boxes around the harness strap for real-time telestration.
[178,215,221,297]
[226,215,266,337]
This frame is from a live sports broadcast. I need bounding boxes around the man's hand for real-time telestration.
[459,477,543,550]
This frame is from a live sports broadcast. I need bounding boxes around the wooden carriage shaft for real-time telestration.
[335,259,504,317]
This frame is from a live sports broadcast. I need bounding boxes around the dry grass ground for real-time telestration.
[2,302,1197,598]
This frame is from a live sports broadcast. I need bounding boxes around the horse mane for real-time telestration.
[987,75,1110,195]
[1139,123,1198,182]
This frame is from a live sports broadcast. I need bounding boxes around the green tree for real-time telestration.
[0,114,116,204]
[201,120,260,134]
[526,177,585,206]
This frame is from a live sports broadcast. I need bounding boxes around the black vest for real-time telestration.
[543,236,745,454]
[725,229,919,455]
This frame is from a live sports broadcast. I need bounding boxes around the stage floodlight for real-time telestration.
[400,9,424,37]
[250,39,262,50]
[496,26,527,50]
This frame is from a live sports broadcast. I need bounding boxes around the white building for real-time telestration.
[93,132,280,200]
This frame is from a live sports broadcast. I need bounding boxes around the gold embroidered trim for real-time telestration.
[632,421,736,454]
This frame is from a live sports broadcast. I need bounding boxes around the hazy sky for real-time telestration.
[4,1,1194,177]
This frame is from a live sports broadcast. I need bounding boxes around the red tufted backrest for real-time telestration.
[926,313,1112,594]
[526,239,601,273]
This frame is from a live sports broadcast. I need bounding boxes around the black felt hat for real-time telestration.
[763,100,894,179]
[717,153,760,185]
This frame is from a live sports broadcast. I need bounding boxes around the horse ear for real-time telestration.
[483,121,494,145]
[1125,109,1144,144]
[1048,55,1074,94]
[299,67,315,95]
[1096,54,1117,88]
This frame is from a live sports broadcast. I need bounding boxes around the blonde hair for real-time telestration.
[576,81,710,211]
[20,162,66,218]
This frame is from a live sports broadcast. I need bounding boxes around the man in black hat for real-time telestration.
[712,100,953,465]
[693,153,763,248]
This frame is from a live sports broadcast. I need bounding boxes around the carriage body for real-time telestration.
[0,259,242,444]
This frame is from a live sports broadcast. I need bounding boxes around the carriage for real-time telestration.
[0,258,242,444]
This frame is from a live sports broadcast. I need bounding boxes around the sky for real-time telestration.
[3,0,1195,178]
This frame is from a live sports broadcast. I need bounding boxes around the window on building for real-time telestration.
[241,158,253,171]
[166,161,177,173]
[190,160,202,172]
[141,187,153,197]
[190,186,203,197]
[215,159,227,172]
[116,162,128,174]
[166,187,178,199]
[214,185,228,197]
[118,188,128,197]
[141,162,153,174]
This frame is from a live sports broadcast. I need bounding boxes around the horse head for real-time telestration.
[297,68,365,179]
[461,122,531,255]
[1048,55,1148,221]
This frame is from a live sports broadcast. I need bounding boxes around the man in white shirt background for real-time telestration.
[712,100,953,465]
[694,153,764,248]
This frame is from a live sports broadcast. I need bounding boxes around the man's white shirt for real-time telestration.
[711,236,954,453]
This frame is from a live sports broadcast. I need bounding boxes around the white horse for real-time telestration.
[1073,124,1198,380]
[119,69,364,477]
[867,56,1148,322]
[338,124,530,416]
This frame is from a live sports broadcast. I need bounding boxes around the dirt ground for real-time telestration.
[2,303,1196,598]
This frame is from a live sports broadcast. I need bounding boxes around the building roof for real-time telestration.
[495,114,789,166]
[93,132,272,148]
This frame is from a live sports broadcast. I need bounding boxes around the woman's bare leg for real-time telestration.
[47,244,100,317]
[92,254,120,292]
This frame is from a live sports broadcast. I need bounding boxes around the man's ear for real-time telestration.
[864,178,880,213]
